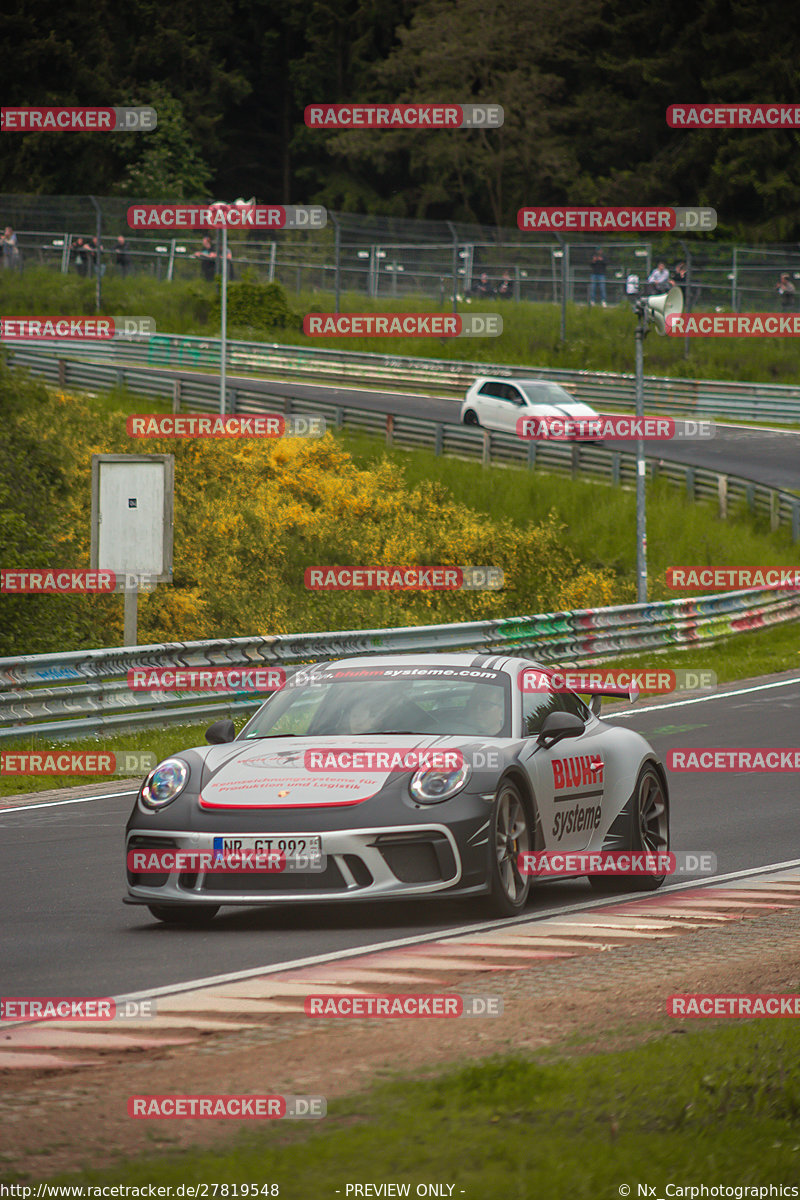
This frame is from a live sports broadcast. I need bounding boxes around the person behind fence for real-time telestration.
[497,269,514,299]
[194,235,217,282]
[589,249,607,306]
[73,236,90,276]
[1,226,21,270]
[646,260,670,295]
[777,273,796,311]
[625,268,640,307]
[671,260,687,301]
[88,234,104,277]
[115,236,130,277]
[474,271,494,298]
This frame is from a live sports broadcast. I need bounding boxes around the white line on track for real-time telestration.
[609,675,800,718]
[1,789,138,814]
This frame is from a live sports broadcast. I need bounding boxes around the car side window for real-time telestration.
[478,381,504,399]
[504,385,525,405]
[560,690,592,722]
[521,689,563,737]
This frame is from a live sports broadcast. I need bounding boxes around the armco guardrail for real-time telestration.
[6,333,800,423]
[1,588,799,742]
[6,344,800,543]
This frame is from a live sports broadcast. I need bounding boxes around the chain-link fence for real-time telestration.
[2,194,800,311]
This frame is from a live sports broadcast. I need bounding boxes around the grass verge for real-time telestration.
[10,1019,800,1192]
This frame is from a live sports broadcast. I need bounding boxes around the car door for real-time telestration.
[516,686,607,851]
[495,383,527,433]
[474,381,506,429]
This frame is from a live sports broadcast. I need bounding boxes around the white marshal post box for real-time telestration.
[90,454,174,645]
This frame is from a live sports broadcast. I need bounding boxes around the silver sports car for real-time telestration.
[125,653,670,924]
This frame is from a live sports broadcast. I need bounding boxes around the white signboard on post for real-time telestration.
[90,454,174,645]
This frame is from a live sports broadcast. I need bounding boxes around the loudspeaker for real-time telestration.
[645,285,684,335]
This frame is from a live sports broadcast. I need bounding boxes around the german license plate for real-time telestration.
[212,835,321,857]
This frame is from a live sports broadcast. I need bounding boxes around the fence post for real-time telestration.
[770,491,780,532]
[482,430,491,468]
[58,359,66,389]
[792,501,800,544]
[718,474,728,520]
[172,380,181,413]
[434,423,443,455]
[386,412,394,448]
[611,451,621,487]
[527,442,537,470]
[686,467,695,500]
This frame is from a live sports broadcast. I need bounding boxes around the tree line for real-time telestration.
[1,0,799,238]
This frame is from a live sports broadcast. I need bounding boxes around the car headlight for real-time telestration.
[140,758,189,809]
[409,763,471,804]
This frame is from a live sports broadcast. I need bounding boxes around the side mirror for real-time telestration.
[206,718,236,744]
[536,710,585,749]
[590,695,601,716]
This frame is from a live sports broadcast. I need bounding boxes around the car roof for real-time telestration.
[473,377,570,389]
[311,653,547,677]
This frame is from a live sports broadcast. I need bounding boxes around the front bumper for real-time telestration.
[125,820,490,906]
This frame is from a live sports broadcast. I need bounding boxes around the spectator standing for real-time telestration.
[777,273,796,311]
[194,235,216,282]
[73,237,90,276]
[115,236,131,277]
[88,235,104,278]
[646,261,670,294]
[672,261,688,301]
[625,269,640,307]
[1,226,21,270]
[589,249,607,306]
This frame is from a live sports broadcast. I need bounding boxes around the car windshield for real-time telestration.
[241,673,511,739]
[517,382,576,406]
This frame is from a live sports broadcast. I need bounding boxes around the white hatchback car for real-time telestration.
[460,377,600,437]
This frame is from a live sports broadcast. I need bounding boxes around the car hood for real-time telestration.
[197,734,485,810]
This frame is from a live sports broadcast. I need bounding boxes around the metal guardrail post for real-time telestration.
[792,502,800,544]
[172,380,181,413]
[58,359,66,388]
[718,475,728,520]
[770,491,780,532]
[686,467,696,500]
[434,423,443,455]
[386,413,394,447]
[482,430,491,468]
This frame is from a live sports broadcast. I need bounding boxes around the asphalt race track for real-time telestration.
[2,673,799,999]
[148,370,800,491]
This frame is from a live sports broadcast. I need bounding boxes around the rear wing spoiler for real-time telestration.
[588,686,639,715]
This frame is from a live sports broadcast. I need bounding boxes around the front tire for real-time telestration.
[486,779,533,917]
[147,904,220,925]
[588,762,669,894]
